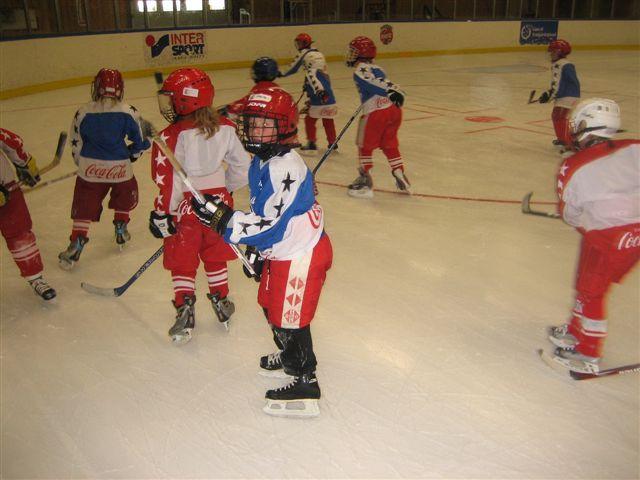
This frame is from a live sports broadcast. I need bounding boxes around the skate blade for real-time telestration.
[547,335,576,350]
[170,329,192,345]
[258,369,293,379]
[118,244,125,252]
[263,398,319,418]
[221,320,230,332]
[347,188,374,199]
[538,349,599,375]
[58,259,75,271]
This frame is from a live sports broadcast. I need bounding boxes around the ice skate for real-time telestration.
[58,236,88,270]
[548,324,577,350]
[263,372,321,418]
[259,351,291,379]
[299,141,318,157]
[552,139,565,147]
[28,276,56,301]
[169,296,195,345]
[392,168,411,194]
[552,347,600,374]
[113,220,131,250]
[347,168,373,199]
[207,293,234,331]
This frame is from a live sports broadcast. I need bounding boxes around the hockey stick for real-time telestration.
[570,362,640,380]
[527,90,539,104]
[140,118,256,277]
[24,170,76,194]
[522,192,560,219]
[15,131,67,187]
[81,245,164,297]
[312,103,364,176]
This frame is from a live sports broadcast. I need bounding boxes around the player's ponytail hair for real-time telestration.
[193,106,220,139]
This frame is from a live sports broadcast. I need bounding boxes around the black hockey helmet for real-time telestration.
[251,57,279,83]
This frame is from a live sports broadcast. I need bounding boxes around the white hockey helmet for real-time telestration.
[569,98,621,144]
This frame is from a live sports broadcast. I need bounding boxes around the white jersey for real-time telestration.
[558,140,640,231]
[151,117,250,216]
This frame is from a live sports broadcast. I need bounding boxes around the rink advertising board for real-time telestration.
[519,20,558,45]
[144,31,206,63]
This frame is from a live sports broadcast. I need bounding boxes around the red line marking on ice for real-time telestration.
[464,125,553,136]
[413,104,492,114]
[316,181,557,205]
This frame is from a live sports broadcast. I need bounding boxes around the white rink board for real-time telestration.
[1,50,639,479]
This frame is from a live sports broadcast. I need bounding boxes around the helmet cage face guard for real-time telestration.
[240,111,297,158]
[345,45,360,67]
[158,90,177,123]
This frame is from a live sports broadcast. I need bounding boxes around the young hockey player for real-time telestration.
[278,33,338,156]
[538,39,581,151]
[59,68,150,269]
[0,128,56,300]
[223,57,284,121]
[345,36,409,198]
[190,87,333,417]
[548,98,639,374]
[150,67,251,343]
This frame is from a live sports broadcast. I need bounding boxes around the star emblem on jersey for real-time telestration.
[154,173,165,185]
[274,198,285,217]
[239,222,252,234]
[154,151,167,166]
[254,218,273,230]
[359,67,367,74]
[130,105,137,112]
[559,164,569,176]
[71,139,79,147]
[282,172,295,191]
[160,132,169,143]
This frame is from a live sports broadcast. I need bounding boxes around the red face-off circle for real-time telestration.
[465,116,504,123]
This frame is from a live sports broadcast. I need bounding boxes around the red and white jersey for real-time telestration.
[0,128,30,186]
[151,117,250,216]
[557,139,640,231]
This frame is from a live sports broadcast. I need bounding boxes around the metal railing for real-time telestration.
[1,0,638,40]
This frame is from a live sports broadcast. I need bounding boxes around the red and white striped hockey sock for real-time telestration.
[71,219,91,241]
[7,231,44,278]
[172,273,196,306]
[205,264,229,299]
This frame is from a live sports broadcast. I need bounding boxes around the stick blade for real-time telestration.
[527,90,536,104]
[56,131,68,158]
[81,282,118,297]
[139,117,157,139]
[522,191,533,213]
[154,71,164,87]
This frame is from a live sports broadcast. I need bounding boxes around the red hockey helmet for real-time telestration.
[158,68,215,122]
[240,87,299,158]
[548,39,571,58]
[346,36,377,66]
[294,33,312,50]
[92,68,124,101]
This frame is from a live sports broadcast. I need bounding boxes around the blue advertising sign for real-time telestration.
[519,20,558,45]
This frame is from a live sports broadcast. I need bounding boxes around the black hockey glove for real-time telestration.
[191,194,234,235]
[0,184,10,207]
[538,91,551,104]
[318,90,330,105]
[243,245,264,282]
[149,211,176,238]
[16,156,40,187]
[388,89,404,108]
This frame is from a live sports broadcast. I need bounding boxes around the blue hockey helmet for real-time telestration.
[251,57,279,83]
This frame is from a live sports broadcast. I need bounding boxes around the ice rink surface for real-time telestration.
[1,50,639,479]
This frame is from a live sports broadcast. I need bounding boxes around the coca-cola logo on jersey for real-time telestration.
[85,164,127,180]
[376,97,391,108]
[617,232,640,250]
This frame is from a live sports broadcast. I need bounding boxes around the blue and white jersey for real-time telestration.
[353,62,404,115]
[223,149,324,261]
[281,48,336,107]
[71,100,150,183]
[550,58,580,108]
